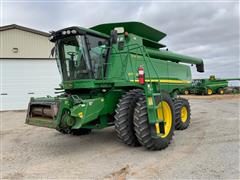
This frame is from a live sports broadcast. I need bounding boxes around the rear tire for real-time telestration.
[133,93,175,150]
[114,89,143,146]
[206,88,213,95]
[218,88,224,95]
[174,98,191,130]
[184,90,189,95]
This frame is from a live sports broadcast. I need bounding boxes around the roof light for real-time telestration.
[67,30,71,34]
[62,31,66,35]
[71,30,77,34]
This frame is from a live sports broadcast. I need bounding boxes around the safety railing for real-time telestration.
[98,43,161,82]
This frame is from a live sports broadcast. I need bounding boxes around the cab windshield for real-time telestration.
[56,35,108,81]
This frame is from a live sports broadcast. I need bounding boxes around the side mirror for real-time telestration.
[196,63,204,73]
[110,30,118,44]
[50,46,55,57]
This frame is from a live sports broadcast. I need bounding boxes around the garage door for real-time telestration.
[0,59,61,111]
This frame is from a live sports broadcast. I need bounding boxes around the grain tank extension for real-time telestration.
[26,22,204,150]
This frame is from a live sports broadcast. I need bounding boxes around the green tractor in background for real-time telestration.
[183,75,240,95]
[26,22,204,150]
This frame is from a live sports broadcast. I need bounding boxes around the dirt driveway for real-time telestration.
[1,95,239,179]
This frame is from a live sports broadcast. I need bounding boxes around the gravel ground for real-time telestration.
[1,95,240,179]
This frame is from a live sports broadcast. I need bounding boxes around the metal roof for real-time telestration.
[0,24,50,37]
[90,21,166,42]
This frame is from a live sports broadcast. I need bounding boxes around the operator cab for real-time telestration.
[49,27,110,81]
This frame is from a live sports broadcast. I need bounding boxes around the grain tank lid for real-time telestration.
[143,38,166,48]
[90,22,166,42]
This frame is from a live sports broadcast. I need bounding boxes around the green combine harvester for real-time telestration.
[183,75,240,95]
[26,22,204,150]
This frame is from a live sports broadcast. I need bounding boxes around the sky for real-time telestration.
[1,0,239,84]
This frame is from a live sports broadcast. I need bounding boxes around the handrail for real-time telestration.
[98,43,163,83]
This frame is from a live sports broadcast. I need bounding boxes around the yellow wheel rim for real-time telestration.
[185,90,189,95]
[181,106,188,123]
[220,90,224,94]
[207,89,212,95]
[157,101,172,138]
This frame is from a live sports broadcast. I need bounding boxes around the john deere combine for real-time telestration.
[183,75,240,95]
[26,22,204,150]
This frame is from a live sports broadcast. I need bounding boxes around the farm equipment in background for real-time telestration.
[182,75,240,95]
[26,22,204,150]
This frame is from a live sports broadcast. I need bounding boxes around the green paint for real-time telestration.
[27,117,57,129]
[70,97,105,129]
[26,22,204,133]
[91,21,166,42]
[184,76,240,95]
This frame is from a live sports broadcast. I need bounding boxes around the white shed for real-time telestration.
[0,24,60,111]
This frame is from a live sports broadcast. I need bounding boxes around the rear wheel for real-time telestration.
[114,89,143,146]
[184,90,189,95]
[133,93,175,150]
[218,88,224,95]
[206,88,213,95]
[174,98,191,130]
